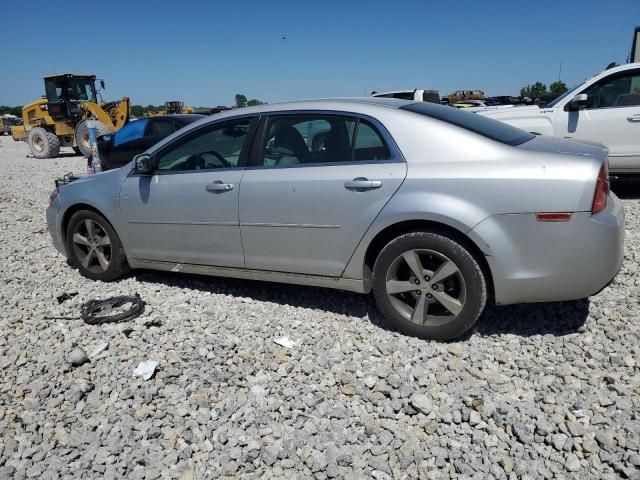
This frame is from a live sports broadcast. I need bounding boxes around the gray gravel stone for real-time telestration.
[410,394,433,415]
[68,347,88,366]
[0,136,639,478]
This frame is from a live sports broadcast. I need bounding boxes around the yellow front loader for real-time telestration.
[148,100,195,116]
[11,73,130,158]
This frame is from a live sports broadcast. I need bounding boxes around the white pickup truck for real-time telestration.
[477,63,640,174]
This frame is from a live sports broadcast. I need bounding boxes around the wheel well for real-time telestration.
[363,220,494,300]
[61,204,108,245]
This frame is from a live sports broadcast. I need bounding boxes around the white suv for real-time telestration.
[477,63,640,174]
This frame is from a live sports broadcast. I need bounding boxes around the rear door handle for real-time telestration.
[344,177,383,190]
[206,181,234,193]
[627,115,640,122]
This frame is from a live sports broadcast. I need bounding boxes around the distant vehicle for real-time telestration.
[148,101,195,116]
[47,98,623,341]
[10,73,130,158]
[0,116,19,135]
[453,100,486,108]
[372,89,440,104]
[477,62,640,174]
[442,90,485,104]
[210,106,232,114]
[97,114,204,170]
[486,96,526,106]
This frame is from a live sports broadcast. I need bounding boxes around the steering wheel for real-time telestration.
[196,150,230,168]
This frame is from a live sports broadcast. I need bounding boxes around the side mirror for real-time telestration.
[100,80,106,90]
[134,154,154,174]
[567,93,588,111]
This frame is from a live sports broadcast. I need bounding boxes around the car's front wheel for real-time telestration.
[372,231,487,341]
[65,210,129,281]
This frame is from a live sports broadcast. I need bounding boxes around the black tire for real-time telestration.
[372,231,487,341]
[65,210,130,281]
[74,120,109,157]
[27,127,60,158]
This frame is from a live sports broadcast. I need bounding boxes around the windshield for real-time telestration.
[45,77,97,103]
[545,87,576,108]
[401,102,535,146]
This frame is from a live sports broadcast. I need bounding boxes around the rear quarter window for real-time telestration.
[400,103,534,146]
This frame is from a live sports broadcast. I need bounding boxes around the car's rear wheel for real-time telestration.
[372,231,487,341]
[66,210,129,281]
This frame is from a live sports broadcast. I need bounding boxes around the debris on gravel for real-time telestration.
[67,347,88,367]
[1,136,639,478]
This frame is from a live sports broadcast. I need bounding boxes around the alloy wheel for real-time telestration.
[384,249,466,326]
[71,219,112,273]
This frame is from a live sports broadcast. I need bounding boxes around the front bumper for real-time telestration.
[46,197,66,256]
[469,194,625,305]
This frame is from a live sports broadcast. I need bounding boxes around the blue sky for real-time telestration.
[2,0,639,106]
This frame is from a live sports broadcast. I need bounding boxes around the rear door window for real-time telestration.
[259,114,393,166]
[260,115,354,166]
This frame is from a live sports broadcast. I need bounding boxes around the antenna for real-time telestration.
[558,61,562,82]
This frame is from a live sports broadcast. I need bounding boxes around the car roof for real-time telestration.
[205,97,412,117]
[152,114,205,122]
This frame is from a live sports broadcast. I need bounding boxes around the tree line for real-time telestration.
[0,106,22,116]
[520,81,568,103]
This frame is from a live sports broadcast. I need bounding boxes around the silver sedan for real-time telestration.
[46,99,625,340]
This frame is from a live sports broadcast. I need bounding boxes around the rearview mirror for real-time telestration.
[134,154,154,174]
[567,93,588,111]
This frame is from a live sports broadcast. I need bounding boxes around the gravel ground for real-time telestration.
[0,134,639,480]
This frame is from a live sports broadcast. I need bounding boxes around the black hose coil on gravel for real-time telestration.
[80,295,145,325]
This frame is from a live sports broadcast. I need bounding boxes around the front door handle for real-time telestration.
[627,115,640,122]
[344,177,383,191]
[206,181,234,193]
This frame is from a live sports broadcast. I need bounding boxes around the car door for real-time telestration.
[119,117,257,267]
[239,113,407,277]
[555,68,640,172]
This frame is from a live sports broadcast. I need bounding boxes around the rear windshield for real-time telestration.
[400,102,535,146]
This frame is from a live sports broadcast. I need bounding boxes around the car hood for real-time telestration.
[58,164,129,190]
[517,134,608,161]
[476,105,542,119]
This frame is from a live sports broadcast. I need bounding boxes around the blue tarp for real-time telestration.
[113,119,148,146]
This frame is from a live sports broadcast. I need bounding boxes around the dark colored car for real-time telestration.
[97,114,205,170]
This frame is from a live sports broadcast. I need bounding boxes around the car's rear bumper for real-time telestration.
[469,193,625,305]
[46,198,66,256]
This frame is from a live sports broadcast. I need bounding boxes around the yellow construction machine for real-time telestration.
[11,73,130,158]
[149,100,195,116]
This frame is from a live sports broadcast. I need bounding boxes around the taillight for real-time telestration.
[591,164,610,214]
